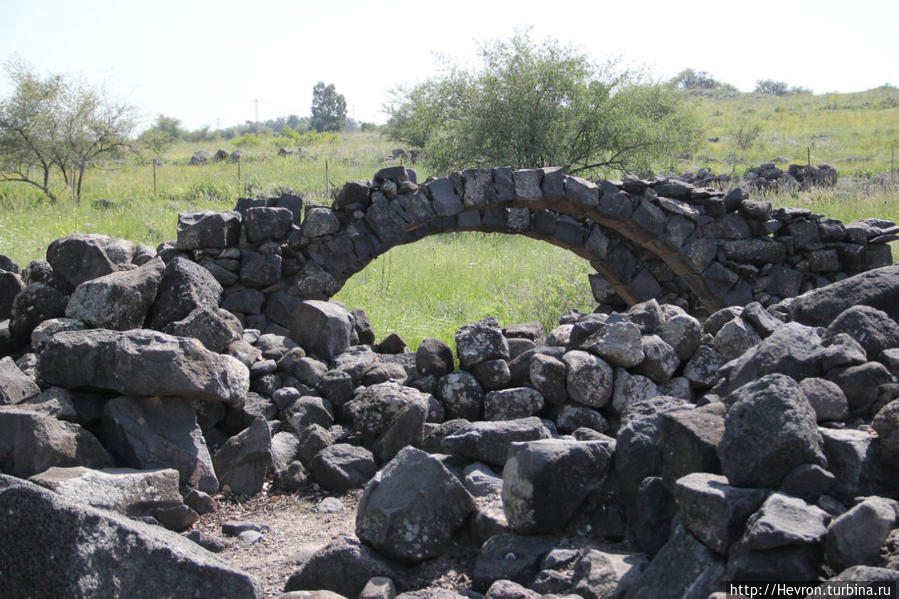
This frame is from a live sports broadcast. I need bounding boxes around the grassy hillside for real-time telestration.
[1,88,897,348]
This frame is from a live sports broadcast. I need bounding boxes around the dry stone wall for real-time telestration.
[161,165,895,333]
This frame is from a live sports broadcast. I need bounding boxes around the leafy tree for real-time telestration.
[139,114,182,143]
[141,129,170,196]
[754,79,790,96]
[0,59,66,202]
[385,32,704,176]
[310,82,347,132]
[0,60,136,203]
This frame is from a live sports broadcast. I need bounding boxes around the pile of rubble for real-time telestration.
[0,187,898,597]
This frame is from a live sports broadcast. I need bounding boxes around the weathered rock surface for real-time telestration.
[356,447,475,563]
[0,356,40,404]
[28,466,183,516]
[39,329,249,405]
[284,537,398,598]
[0,475,263,598]
[65,257,164,330]
[212,417,272,497]
[502,438,614,533]
[102,396,218,493]
[441,417,553,466]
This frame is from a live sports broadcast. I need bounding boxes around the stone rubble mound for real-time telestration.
[0,167,898,597]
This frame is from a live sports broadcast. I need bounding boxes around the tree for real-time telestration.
[385,32,704,176]
[754,79,790,96]
[310,82,347,132]
[0,60,136,203]
[141,129,169,196]
[0,60,66,202]
[139,114,182,143]
[670,69,738,94]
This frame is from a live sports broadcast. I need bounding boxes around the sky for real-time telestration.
[1,0,897,131]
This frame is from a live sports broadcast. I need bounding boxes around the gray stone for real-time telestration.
[873,400,899,460]
[659,407,724,488]
[0,356,40,404]
[785,265,899,326]
[725,539,823,582]
[631,476,676,555]
[829,361,895,414]
[562,350,614,408]
[580,321,645,368]
[456,318,510,369]
[0,475,262,598]
[0,270,24,320]
[724,322,825,392]
[308,443,377,493]
[624,525,725,599]
[819,428,879,503]
[570,547,648,599]
[659,313,701,362]
[611,369,657,414]
[373,397,428,463]
[719,374,825,487]
[356,447,474,563]
[175,210,241,250]
[289,300,353,361]
[779,463,836,502]
[683,345,725,388]
[239,250,282,287]
[301,206,340,238]
[415,338,455,377]
[153,504,200,532]
[147,255,222,330]
[823,305,899,359]
[635,335,679,384]
[712,317,762,362]
[436,371,484,421]
[800,377,849,422]
[743,492,828,550]
[484,387,544,421]
[463,462,504,497]
[502,438,614,533]
[102,396,218,493]
[46,233,131,291]
[244,206,293,242]
[9,283,68,338]
[213,418,271,497]
[825,497,897,572]
[28,466,182,517]
[472,359,512,391]
[0,409,112,478]
[344,382,429,446]
[741,301,783,338]
[554,404,608,434]
[64,257,164,330]
[673,472,769,554]
[284,537,398,599]
[39,329,249,405]
[529,354,568,405]
[472,533,556,591]
[441,417,552,466]
[29,317,87,352]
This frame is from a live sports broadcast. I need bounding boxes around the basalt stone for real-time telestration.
[441,417,552,467]
[175,210,241,250]
[284,536,398,599]
[472,533,557,591]
[562,350,613,408]
[0,356,40,405]
[683,345,725,388]
[742,492,828,550]
[436,371,484,421]
[472,359,512,391]
[725,539,824,582]
[9,283,69,339]
[356,447,474,563]
[659,313,701,362]
[872,400,899,460]
[483,387,544,421]
[373,397,428,463]
[800,377,849,422]
[102,396,218,493]
[719,374,825,488]
[712,318,761,362]
[308,444,378,493]
[502,438,614,533]
[46,233,131,291]
[344,382,429,446]
[147,255,223,330]
[631,475,676,555]
[0,475,263,599]
[239,250,282,287]
[659,407,725,488]
[289,300,352,361]
[0,409,112,478]
[635,335,679,384]
[415,338,455,377]
[0,270,24,320]
[779,463,836,503]
[825,497,897,572]
[244,206,293,242]
[784,265,899,326]
[163,306,242,353]
[456,318,510,369]
[673,473,769,554]
[529,354,568,405]
[580,321,644,368]
[212,418,272,497]
[624,525,724,599]
[819,428,879,503]
[828,362,895,414]
[39,329,249,405]
[723,322,825,392]
[611,369,658,415]
[301,206,340,239]
[823,305,899,359]
[28,466,183,517]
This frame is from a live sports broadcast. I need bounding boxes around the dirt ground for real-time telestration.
[195,482,479,598]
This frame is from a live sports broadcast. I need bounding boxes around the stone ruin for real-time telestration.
[1,166,899,598]
[675,163,840,192]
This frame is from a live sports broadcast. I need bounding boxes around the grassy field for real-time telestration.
[1,88,897,349]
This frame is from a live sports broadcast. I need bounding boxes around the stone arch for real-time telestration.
[292,166,893,313]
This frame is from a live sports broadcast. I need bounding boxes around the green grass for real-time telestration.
[2,88,898,349]
[332,233,596,351]
[685,86,899,177]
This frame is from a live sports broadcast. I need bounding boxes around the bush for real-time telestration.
[385,31,704,176]
[233,133,262,148]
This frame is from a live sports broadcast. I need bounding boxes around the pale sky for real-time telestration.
[2,0,897,131]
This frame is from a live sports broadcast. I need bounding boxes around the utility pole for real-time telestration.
[253,99,259,124]
[216,116,220,131]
